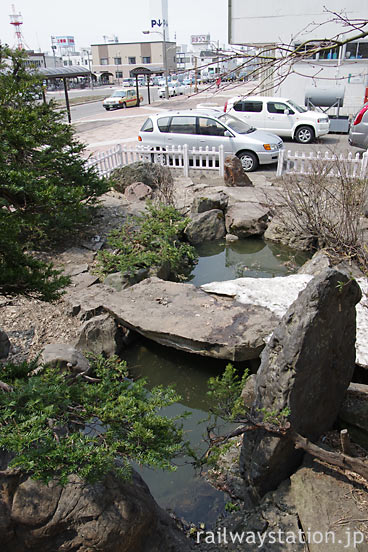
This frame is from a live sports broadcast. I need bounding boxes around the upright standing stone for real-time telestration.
[240,268,362,501]
[0,329,10,359]
[224,155,253,187]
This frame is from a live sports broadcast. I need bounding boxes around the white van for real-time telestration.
[224,96,330,144]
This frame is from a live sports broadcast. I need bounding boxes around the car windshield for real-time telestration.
[218,113,255,134]
[112,91,127,98]
[287,99,307,113]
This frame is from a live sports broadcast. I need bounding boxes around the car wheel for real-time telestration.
[295,126,314,144]
[121,102,127,109]
[104,107,110,111]
[150,147,167,164]
[237,151,259,172]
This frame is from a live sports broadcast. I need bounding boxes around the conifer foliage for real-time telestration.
[0,46,108,300]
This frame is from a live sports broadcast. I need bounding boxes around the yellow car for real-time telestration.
[103,88,143,110]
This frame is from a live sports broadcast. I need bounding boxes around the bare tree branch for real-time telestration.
[204,421,368,482]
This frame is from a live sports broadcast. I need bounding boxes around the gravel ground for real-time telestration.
[0,191,129,365]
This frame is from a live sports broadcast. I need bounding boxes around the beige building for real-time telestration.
[91,41,176,83]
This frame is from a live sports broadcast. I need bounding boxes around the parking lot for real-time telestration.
[71,82,363,178]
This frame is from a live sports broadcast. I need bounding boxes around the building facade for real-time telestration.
[24,51,62,69]
[61,47,92,70]
[228,0,368,114]
[176,36,237,81]
[91,41,176,84]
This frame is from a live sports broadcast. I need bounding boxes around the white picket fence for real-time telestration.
[86,143,225,178]
[277,149,368,179]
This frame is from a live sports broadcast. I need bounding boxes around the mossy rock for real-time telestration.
[111,162,173,193]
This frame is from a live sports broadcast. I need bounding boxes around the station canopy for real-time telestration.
[129,66,164,77]
[36,66,92,79]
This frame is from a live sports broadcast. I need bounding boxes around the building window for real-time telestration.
[69,60,73,66]
[64,60,68,66]
[100,57,108,65]
[318,46,339,60]
[115,71,123,78]
[84,59,88,65]
[142,56,151,63]
[293,42,319,59]
[345,42,368,59]
[114,57,122,65]
[128,57,136,64]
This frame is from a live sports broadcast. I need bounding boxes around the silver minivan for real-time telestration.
[349,103,368,149]
[138,109,283,171]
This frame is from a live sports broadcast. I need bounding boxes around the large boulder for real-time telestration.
[199,479,305,551]
[239,268,362,500]
[224,155,253,187]
[225,203,270,237]
[124,182,152,202]
[0,329,10,359]
[0,454,192,552]
[264,216,316,251]
[104,269,149,292]
[74,313,124,357]
[291,457,368,552]
[185,209,226,244]
[191,191,229,214]
[110,162,173,194]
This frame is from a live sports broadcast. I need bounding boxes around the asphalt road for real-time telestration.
[48,85,195,122]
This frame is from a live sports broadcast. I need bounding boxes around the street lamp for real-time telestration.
[142,29,169,100]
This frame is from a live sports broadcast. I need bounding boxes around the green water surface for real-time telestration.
[122,238,309,525]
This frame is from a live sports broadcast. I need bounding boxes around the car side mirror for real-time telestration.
[224,130,233,137]
[284,109,290,115]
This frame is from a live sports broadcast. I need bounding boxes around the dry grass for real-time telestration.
[272,156,368,272]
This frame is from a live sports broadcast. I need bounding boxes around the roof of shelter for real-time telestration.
[36,66,92,79]
[129,66,164,76]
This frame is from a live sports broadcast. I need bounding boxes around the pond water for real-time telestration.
[123,339,242,526]
[122,238,310,526]
[188,238,310,286]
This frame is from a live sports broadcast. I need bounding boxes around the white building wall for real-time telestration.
[229,0,367,45]
[229,0,368,114]
[277,60,368,115]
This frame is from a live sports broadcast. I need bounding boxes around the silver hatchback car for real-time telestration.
[138,109,283,171]
[349,103,368,149]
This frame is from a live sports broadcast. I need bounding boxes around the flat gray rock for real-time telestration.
[42,344,90,373]
[291,459,368,552]
[67,278,279,361]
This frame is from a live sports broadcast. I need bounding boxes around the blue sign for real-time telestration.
[151,19,168,29]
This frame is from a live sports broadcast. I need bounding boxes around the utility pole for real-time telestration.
[142,29,169,100]
[162,25,169,100]
[194,56,198,93]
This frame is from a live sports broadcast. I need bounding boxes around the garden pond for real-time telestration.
[122,238,310,526]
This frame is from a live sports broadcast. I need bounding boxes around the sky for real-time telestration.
[0,0,228,54]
